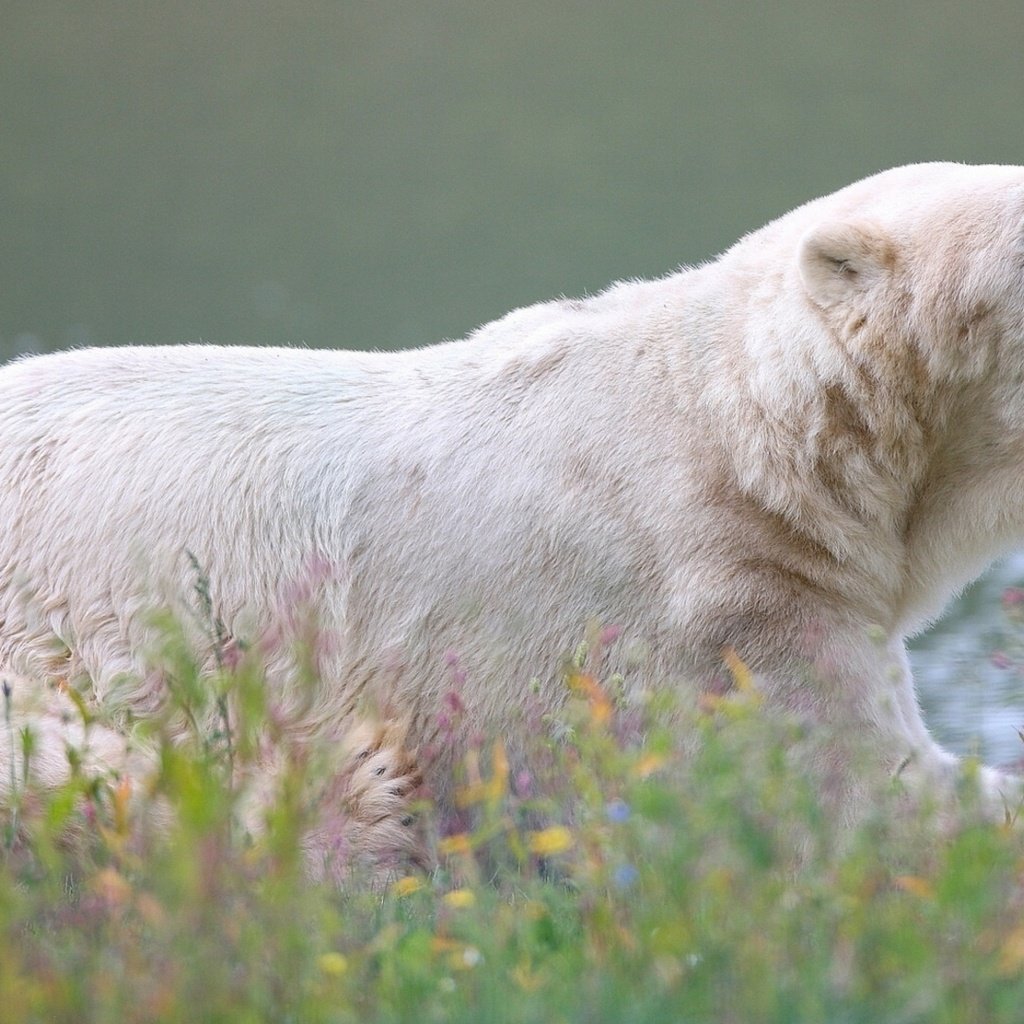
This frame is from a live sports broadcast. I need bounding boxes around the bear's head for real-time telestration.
[797,163,1024,392]
[726,164,1024,627]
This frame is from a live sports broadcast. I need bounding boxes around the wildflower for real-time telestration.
[318,952,349,976]
[442,888,476,909]
[455,740,508,807]
[606,798,631,824]
[633,752,666,778]
[613,863,639,889]
[599,624,623,646]
[438,832,473,856]
[527,826,574,856]
[894,875,934,900]
[566,671,613,725]
[572,641,589,669]
[444,689,466,715]
[721,645,758,696]
[391,875,424,898]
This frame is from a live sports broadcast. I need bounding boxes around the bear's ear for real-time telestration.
[798,220,895,309]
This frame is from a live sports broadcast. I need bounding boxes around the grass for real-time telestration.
[1,621,1024,1024]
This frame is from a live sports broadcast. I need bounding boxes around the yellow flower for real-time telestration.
[438,832,473,856]
[527,826,574,856]
[391,875,425,897]
[893,875,934,900]
[442,888,476,909]
[566,671,613,725]
[721,646,762,705]
[318,952,349,976]
[633,752,666,779]
[455,740,509,807]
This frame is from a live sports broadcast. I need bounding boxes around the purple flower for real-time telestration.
[444,690,465,715]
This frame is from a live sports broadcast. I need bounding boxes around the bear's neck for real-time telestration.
[691,281,959,631]
[895,393,1020,634]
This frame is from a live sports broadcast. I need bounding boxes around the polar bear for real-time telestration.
[2,162,1024,857]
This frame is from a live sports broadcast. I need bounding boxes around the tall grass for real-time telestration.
[1,616,1023,1024]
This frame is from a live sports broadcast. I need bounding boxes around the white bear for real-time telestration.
[2,162,1024,851]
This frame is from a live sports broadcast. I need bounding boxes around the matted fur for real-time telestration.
[4,163,1024,863]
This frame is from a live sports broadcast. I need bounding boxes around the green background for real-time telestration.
[3,0,1024,756]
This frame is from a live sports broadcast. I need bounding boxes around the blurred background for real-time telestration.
[3,0,1024,759]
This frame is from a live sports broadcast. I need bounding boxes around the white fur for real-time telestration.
[4,162,1024,836]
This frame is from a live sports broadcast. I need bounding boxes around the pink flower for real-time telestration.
[991,651,1014,670]
[599,625,623,646]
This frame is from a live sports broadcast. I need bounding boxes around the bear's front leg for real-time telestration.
[762,630,1023,826]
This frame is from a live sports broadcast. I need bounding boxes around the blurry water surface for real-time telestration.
[911,557,1024,765]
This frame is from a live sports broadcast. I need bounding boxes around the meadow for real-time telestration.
[2,606,1024,1024]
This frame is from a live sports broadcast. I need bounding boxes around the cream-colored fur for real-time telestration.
[0,671,428,876]
[303,718,429,881]
[3,162,1024,851]
[0,676,147,798]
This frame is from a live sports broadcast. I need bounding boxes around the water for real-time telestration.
[912,557,1024,765]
